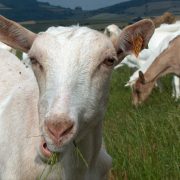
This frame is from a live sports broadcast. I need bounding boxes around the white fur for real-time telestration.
[22,52,28,59]
[0,41,16,55]
[172,75,180,100]
[104,24,122,37]
[0,41,11,51]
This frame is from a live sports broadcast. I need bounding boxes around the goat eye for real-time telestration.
[30,57,43,71]
[135,89,141,94]
[103,58,116,67]
[30,57,38,65]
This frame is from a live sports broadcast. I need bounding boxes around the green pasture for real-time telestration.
[22,13,129,32]
[105,66,180,180]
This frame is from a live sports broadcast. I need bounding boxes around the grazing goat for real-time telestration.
[0,16,154,179]
[105,14,179,100]
[130,34,180,106]
[117,21,180,100]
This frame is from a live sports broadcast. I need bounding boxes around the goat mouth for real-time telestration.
[39,139,61,165]
[39,138,53,160]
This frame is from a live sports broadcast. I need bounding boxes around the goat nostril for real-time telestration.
[46,121,74,141]
[43,142,47,149]
[61,124,74,137]
[47,127,56,138]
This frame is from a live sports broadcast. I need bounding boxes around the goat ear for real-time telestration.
[114,19,155,61]
[0,15,37,53]
[139,71,145,84]
[104,28,111,37]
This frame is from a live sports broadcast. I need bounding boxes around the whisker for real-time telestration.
[26,134,43,138]
[26,133,51,139]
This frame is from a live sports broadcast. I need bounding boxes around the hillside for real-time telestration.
[94,0,180,16]
[0,0,83,21]
[0,0,180,22]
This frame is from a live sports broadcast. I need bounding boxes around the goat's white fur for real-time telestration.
[104,24,122,38]
[0,41,16,55]
[172,75,180,100]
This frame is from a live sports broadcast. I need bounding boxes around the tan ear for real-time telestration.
[0,15,37,52]
[114,19,155,61]
[139,71,145,84]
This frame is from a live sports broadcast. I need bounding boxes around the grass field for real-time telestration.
[22,14,129,33]
[104,66,180,180]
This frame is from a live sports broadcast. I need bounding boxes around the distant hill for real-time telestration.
[93,0,180,17]
[0,0,180,22]
[0,0,84,21]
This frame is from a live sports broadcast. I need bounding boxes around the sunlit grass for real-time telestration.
[74,141,89,168]
[104,66,180,180]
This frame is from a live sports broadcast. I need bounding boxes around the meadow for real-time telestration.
[105,66,180,180]
[23,19,180,179]
[22,14,129,32]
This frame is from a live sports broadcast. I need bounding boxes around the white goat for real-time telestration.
[0,41,16,54]
[0,16,154,179]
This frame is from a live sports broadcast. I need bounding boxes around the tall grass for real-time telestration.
[104,67,180,180]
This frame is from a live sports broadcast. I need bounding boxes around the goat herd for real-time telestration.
[105,13,180,106]
[0,12,178,179]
